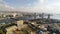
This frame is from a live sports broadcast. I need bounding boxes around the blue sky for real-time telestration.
[4,0,38,7]
[0,0,60,14]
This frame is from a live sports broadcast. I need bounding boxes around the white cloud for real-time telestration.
[39,0,44,4]
[0,0,15,11]
[0,4,15,11]
[5,4,14,9]
[0,0,60,14]
[38,0,48,4]
[46,2,60,14]
[14,0,49,13]
[0,0,3,2]
[30,0,60,14]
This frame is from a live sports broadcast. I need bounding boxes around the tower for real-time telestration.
[47,14,51,23]
[34,13,37,19]
[48,14,50,19]
[41,13,44,20]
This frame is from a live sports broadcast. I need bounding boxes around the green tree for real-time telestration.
[0,30,5,34]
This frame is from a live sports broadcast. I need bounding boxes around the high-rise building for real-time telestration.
[41,13,44,20]
[47,14,50,19]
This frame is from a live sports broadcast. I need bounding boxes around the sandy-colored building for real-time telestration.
[17,20,24,30]
[31,31,36,34]
[5,25,17,34]
[38,24,47,31]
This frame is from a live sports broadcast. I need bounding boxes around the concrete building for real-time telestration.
[38,24,47,31]
[47,14,50,19]
[17,20,24,30]
[31,31,36,34]
[5,25,17,34]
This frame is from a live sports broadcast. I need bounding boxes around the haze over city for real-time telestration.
[0,0,60,14]
[0,0,60,34]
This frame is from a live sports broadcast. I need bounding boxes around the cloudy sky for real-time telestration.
[0,0,60,14]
